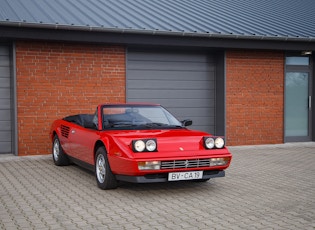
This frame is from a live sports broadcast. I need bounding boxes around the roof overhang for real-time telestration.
[1,23,315,51]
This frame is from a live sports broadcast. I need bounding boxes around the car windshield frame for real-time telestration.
[101,104,183,130]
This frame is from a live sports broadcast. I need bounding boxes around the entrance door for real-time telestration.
[285,56,312,142]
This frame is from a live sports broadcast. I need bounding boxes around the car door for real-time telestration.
[67,126,99,165]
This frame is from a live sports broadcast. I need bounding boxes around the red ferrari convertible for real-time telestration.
[50,103,232,189]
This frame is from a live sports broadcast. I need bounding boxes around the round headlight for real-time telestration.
[134,140,145,152]
[146,139,157,152]
[205,137,215,149]
[214,137,225,148]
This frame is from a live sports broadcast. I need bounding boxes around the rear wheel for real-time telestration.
[95,147,118,190]
[52,135,69,166]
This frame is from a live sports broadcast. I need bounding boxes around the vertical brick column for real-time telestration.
[226,50,284,145]
[16,41,126,155]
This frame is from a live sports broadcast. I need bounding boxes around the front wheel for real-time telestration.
[95,147,118,190]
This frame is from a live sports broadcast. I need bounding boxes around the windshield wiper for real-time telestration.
[168,125,183,128]
[107,122,183,129]
[108,122,135,128]
[143,122,168,127]
[143,123,183,128]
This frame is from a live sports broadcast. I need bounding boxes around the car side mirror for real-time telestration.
[181,119,193,127]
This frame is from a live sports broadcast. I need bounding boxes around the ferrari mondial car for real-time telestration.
[50,103,232,189]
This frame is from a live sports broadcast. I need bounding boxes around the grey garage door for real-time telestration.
[0,45,12,153]
[127,49,215,134]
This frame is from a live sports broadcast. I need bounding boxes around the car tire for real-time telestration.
[95,146,118,190]
[52,135,70,166]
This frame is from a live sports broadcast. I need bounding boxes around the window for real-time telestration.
[286,57,309,66]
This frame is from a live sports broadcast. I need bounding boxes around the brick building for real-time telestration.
[0,0,314,156]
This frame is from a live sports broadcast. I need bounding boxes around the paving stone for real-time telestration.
[0,143,315,229]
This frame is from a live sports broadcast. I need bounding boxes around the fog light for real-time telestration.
[138,161,161,170]
[209,158,229,166]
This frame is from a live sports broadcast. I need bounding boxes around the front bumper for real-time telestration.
[115,170,225,183]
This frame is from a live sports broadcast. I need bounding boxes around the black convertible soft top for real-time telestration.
[63,114,96,129]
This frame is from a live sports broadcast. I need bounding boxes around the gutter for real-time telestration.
[1,20,315,43]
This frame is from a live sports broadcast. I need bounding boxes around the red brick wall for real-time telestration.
[226,50,284,145]
[16,41,126,156]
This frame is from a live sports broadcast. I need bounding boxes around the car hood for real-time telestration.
[104,128,213,153]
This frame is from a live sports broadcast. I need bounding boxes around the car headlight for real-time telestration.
[134,140,146,152]
[204,136,225,149]
[204,137,215,149]
[146,139,157,152]
[214,137,225,148]
[132,139,157,152]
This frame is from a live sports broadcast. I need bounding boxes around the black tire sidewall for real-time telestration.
[95,147,117,190]
[52,135,69,166]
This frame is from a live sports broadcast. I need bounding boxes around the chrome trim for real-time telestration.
[161,159,210,169]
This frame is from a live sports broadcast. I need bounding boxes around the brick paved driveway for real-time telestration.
[0,143,314,230]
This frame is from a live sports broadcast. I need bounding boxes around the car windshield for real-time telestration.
[102,105,182,129]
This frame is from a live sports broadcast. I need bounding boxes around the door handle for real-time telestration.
[309,96,312,110]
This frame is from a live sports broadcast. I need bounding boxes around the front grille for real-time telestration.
[161,159,210,169]
[60,125,70,138]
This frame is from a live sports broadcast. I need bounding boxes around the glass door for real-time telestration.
[285,56,312,142]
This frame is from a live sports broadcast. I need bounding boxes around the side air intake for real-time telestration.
[60,125,70,138]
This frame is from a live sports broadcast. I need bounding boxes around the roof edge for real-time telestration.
[1,21,315,43]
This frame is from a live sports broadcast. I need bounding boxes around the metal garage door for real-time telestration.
[127,49,215,134]
[0,45,12,153]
